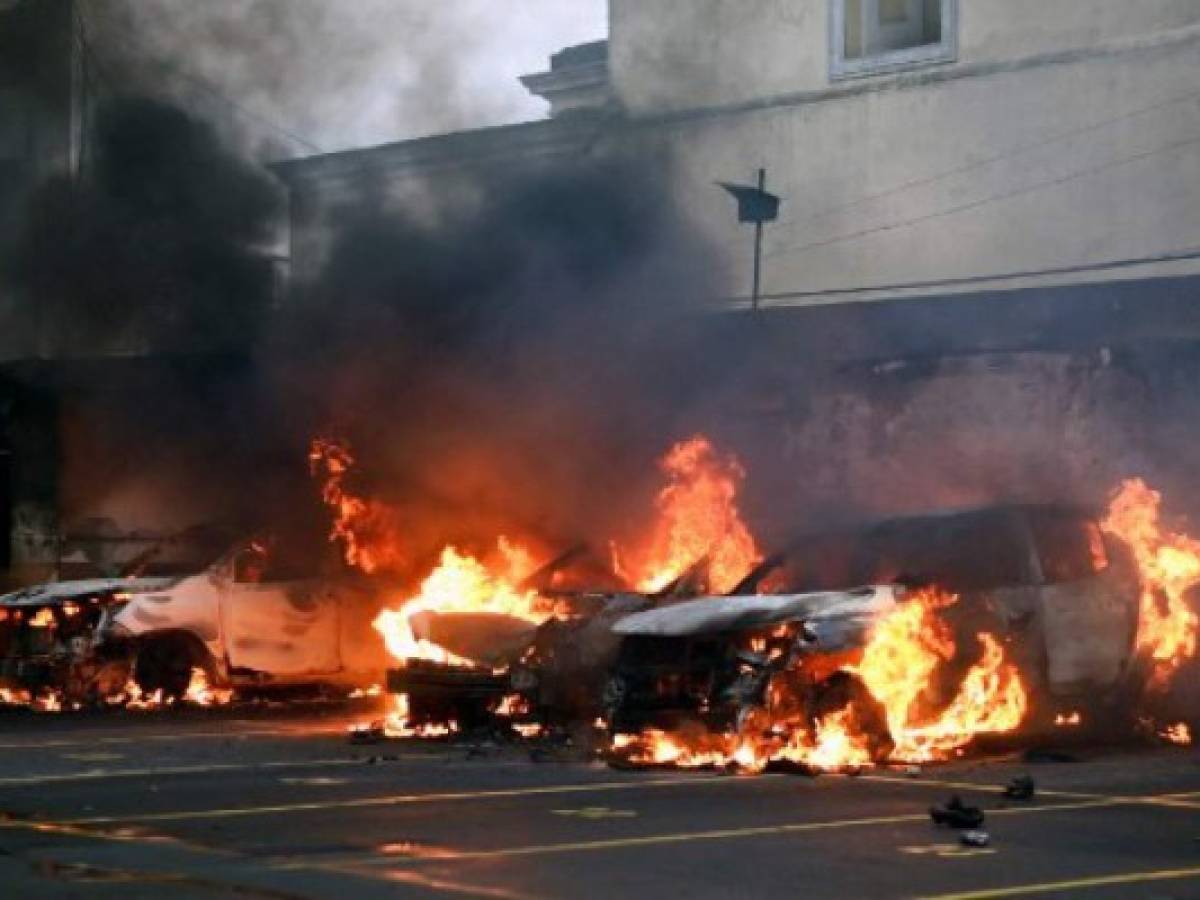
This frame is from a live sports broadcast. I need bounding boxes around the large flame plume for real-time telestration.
[1102,478,1200,686]
[613,436,761,594]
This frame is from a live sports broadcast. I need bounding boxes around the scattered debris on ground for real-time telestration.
[930,795,985,829]
[1002,775,1036,800]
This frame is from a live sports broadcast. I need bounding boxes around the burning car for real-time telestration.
[0,533,389,706]
[605,504,1144,763]
[382,545,650,732]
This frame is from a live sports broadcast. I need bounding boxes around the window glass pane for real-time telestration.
[842,0,945,63]
[879,0,910,25]
[845,0,864,59]
[923,0,943,43]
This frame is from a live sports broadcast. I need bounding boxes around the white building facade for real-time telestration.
[610,0,1200,314]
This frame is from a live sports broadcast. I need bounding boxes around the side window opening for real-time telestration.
[851,511,1031,593]
[1030,512,1110,585]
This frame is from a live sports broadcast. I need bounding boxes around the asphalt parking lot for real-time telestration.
[1,704,1200,898]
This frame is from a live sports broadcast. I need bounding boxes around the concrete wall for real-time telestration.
[609,1,1200,308]
[610,0,1200,112]
[280,1,1200,322]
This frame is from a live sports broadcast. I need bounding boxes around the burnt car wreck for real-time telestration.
[0,534,388,706]
[378,505,1148,764]
[603,505,1144,757]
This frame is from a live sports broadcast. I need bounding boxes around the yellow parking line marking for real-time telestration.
[0,758,364,786]
[862,773,1104,801]
[865,773,1200,810]
[279,777,350,787]
[66,776,727,825]
[61,752,126,763]
[901,844,997,859]
[344,798,1117,867]
[917,864,1200,899]
[0,726,345,750]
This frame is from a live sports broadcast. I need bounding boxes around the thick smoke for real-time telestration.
[85,0,607,155]
[12,95,298,544]
[18,96,280,352]
[267,160,730,577]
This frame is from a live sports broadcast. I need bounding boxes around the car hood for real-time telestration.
[611,585,902,647]
[0,576,182,608]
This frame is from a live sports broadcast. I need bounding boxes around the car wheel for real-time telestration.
[134,636,199,700]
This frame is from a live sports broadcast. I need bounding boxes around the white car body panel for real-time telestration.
[612,585,901,645]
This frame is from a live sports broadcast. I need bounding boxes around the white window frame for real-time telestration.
[829,0,958,80]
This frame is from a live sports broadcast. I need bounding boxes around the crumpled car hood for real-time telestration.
[0,576,182,608]
[611,585,902,648]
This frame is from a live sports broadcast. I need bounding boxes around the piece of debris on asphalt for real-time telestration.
[960,830,991,848]
[1002,775,1036,800]
[348,722,386,745]
[930,795,985,829]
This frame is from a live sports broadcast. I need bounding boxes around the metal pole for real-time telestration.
[752,168,765,312]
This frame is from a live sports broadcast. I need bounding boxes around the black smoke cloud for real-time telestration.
[18,96,280,353]
[10,96,295,544]
[267,159,731,575]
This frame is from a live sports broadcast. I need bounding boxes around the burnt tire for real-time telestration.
[134,635,200,700]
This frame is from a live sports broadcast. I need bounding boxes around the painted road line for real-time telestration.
[900,844,997,859]
[59,752,126,762]
[0,758,369,786]
[0,725,350,750]
[917,864,1200,899]
[65,776,727,825]
[861,773,1106,801]
[864,773,1200,810]
[335,799,1119,867]
[552,807,638,819]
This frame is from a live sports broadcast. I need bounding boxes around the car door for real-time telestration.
[220,544,341,678]
[1025,511,1139,695]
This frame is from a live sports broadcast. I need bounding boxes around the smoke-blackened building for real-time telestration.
[279,1,1200,356]
[273,1,1200,526]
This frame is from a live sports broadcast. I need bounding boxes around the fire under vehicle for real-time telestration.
[603,505,1143,744]
[0,535,388,704]
[385,546,650,730]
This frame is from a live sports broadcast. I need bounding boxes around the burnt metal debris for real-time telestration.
[930,796,986,830]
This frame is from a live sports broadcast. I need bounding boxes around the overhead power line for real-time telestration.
[737,247,1200,308]
[763,131,1200,262]
[728,86,1200,252]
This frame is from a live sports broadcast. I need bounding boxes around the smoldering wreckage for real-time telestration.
[4,430,1197,778]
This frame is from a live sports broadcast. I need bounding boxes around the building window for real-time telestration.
[831,0,957,79]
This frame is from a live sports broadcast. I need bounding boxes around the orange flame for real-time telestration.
[855,587,1027,763]
[1102,478,1200,686]
[1161,721,1192,745]
[309,437,404,574]
[383,694,457,739]
[372,539,559,668]
[614,587,1026,772]
[614,436,761,594]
